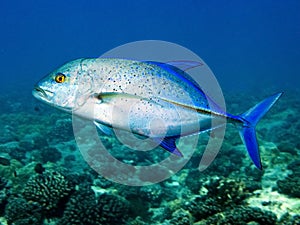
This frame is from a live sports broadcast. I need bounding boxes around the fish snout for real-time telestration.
[32,86,53,101]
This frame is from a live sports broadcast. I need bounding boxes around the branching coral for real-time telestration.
[5,197,43,225]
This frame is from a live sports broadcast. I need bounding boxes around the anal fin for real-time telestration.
[154,137,183,157]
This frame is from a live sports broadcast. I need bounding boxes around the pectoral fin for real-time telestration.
[93,92,163,107]
[94,121,113,135]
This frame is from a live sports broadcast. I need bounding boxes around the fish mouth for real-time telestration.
[32,86,53,102]
[32,86,73,112]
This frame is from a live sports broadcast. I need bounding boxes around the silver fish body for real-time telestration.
[33,58,282,169]
[34,58,220,137]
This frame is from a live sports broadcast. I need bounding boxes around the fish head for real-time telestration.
[32,58,85,112]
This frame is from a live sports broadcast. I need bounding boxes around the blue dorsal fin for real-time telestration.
[146,61,204,93]
[154,137,183,157]
[165,60,203,71]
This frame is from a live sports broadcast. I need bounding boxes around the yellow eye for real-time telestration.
[55,73,66,83]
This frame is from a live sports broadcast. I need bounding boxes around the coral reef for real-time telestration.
[196,206,277,225]
[277,160,300,198]
[0,177,10,215]
[169,208,193,225]
[0,89,299,224]
[46,118,74,143]
[59,187,130,225]
[278,213,300,225]
[5,197,43,225]
[140,184,163,207]
[0,159,22,181]
[182,176,270,223]
[22,171,73,213]
[40,147,62,163]
[204,177,249,205]
[0,125,18,144]
[277,173,300,198]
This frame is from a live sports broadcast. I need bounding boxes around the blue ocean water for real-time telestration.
[0,0,299,92]
[0,1,300,224]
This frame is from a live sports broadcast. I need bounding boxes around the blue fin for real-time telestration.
[165,60,203,71]
[94,121,113,135]
[146,61,204,97]
[238,92,283,170]
[154,137,183,157]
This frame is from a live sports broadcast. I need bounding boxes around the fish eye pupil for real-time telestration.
[55,73,66,83]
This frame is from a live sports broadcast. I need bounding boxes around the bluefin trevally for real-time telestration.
[32,58,282,169]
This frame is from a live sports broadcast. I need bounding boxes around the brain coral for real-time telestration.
[22,171,72,212]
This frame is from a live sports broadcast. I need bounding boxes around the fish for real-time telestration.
[32,58,282,170]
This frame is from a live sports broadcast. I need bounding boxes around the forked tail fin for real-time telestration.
[238,92,283,170]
